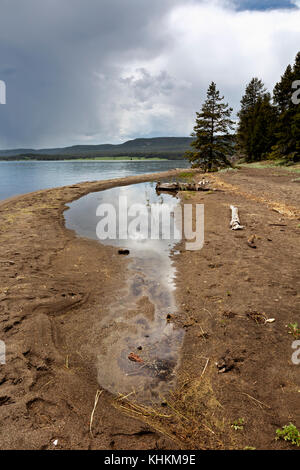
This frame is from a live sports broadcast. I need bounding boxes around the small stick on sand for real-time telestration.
[240,392,270,409]
[90,389,103,437]
[201,358,210,378]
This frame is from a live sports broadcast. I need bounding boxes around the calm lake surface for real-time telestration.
[0,160,189,201]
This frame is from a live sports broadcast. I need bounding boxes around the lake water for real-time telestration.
[0,160,189,200]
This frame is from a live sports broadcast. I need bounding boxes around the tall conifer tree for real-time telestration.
[237,78,276,161]
[271,52,300,162]
[186,82,234,171]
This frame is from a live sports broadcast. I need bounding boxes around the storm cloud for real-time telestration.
[0,0,299,148]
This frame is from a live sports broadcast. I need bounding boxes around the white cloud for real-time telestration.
[102,2,300,141]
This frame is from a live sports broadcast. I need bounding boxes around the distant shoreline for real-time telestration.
[0,137,193,161]
[0,156,177,162]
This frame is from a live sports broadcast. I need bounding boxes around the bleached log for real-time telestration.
[230,205,244,230]
[156,181,211,192]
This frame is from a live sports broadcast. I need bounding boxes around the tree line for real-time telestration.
[186,51,300,170]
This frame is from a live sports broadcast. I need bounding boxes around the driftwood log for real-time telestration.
[156,181,210,192]
[230,205,244,230]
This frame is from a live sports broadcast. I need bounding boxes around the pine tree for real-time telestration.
[237,78,276,161]
[272,51,300,162]
[186,82,234,171]
[239,78,267,112]
[273,65,294,112]
[250,94,278,161]
[291,52,300,162]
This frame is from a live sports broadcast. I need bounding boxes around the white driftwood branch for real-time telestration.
[230,205,244,230]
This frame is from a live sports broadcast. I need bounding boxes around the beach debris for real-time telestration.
[230,205,244,230]
[222,310,236,319]
[265,318,276,324]
[216,350,244,373]
[216,356,234,373]
[118,249,130,255]
[90,389,103,437]
[156,181,211,192]
[201,358,210,377]
[246,311,266,324]
[198,179,210,185]
[52,439,58,447]
[268,223,287,227]
[128,352,144,363]
[146,358,175,379]
[183,317,196,328]
[197,328,210,339]
[247,234,257,248]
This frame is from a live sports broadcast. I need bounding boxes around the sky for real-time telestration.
[0,0,299,149]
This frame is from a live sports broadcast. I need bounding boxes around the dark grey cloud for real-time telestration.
[0,0,179,148]
[0,0,299,148]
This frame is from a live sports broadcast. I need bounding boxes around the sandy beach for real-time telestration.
[0,166,299,449]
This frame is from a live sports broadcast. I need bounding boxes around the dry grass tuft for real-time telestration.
[113,363,230,449]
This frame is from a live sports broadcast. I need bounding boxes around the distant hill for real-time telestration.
[0,137,194,160]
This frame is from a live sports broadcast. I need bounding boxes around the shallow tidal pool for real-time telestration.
[64,182,185,402]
